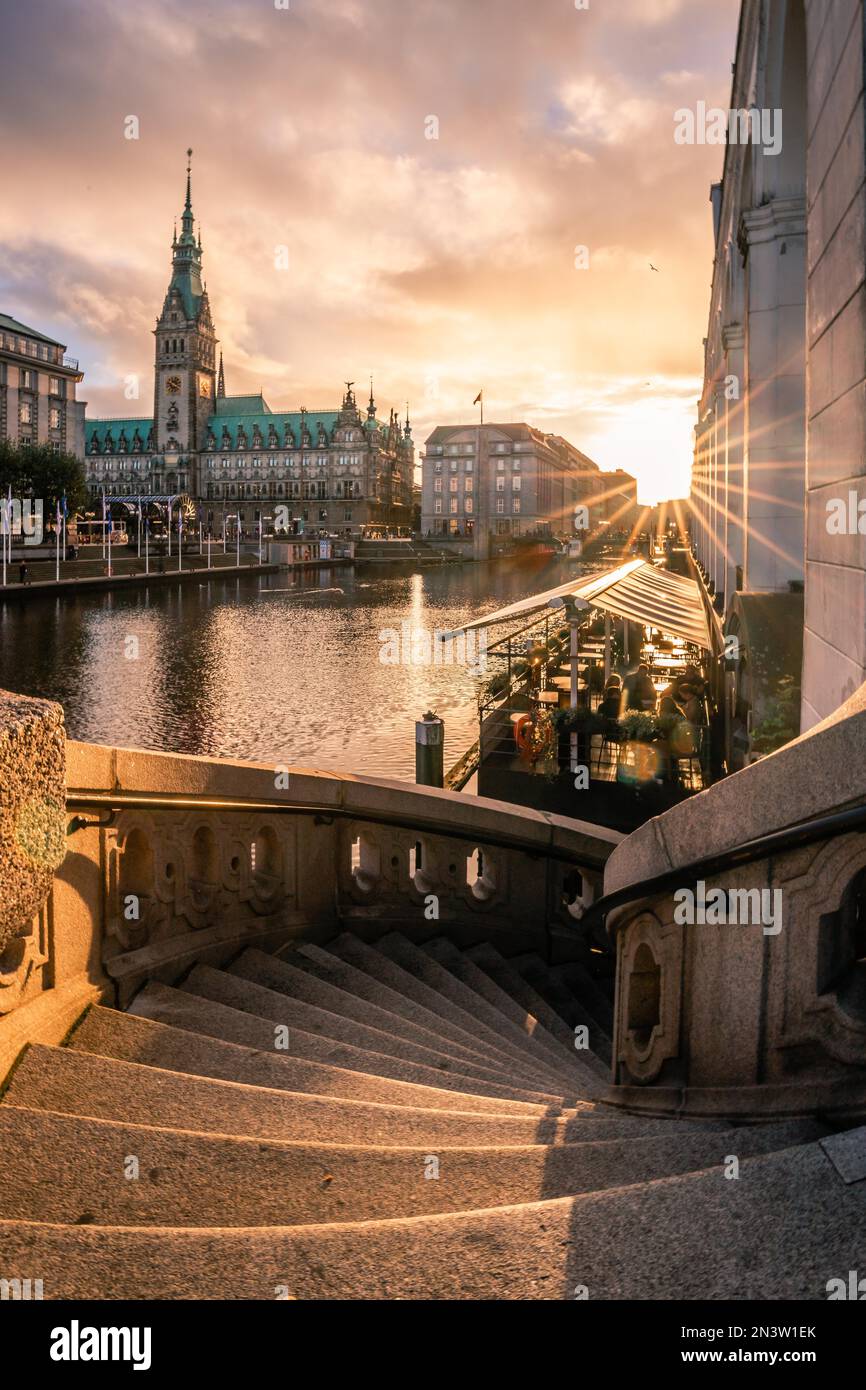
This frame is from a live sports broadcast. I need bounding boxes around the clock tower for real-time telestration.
[153,151,217,495]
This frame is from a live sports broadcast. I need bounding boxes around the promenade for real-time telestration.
[0,550,279,601]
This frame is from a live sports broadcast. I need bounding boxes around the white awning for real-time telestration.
[444,558,712,650]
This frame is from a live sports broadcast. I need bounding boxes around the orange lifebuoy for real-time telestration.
[514,715,534,755]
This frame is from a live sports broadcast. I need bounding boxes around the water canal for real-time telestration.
[1,555,569,780]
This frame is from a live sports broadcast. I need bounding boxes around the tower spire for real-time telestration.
[217,351,225,398]
[181,147,194,239]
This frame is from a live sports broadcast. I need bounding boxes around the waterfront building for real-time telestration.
[84,162,414,535]
[0,314,85,457]
[690,0,866,733]
[421,422,634,542]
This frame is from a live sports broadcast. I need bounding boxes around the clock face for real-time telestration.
[198,375,211,398]
[166,375,181,395]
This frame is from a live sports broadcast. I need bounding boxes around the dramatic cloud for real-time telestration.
[0,0,739,501]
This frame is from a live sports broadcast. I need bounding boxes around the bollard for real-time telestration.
[416,710,444,787]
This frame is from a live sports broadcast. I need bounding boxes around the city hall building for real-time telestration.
[85,164,414,534]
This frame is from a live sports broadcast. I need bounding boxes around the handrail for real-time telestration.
[581,799,866,935]
[65,790,613,868]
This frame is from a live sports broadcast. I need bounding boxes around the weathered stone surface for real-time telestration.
[0,689,66,955]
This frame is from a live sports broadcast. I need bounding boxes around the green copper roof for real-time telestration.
[164,159,205,320]
[207,410,344,444]
[0,313,66,348]
[84,410,396,452]
[214,394,271,416]
[86,418,153,449]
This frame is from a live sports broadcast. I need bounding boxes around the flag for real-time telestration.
[61,493,68,520]
[473,391,482,405]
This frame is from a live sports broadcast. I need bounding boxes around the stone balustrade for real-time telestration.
[604,679,866,1121]
[0,689,621,1078]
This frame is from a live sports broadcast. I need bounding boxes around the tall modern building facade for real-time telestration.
[0,315,85,457]
[421,422,635,541]
[691,0,866,732]
[85,163,414,534]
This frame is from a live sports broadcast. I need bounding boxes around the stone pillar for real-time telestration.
[741,199,806,592]
[0,691,66,957]
[0,690,73,1078]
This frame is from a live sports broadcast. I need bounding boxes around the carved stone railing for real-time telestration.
[0,692,72,1078]
[601,679,866,1121]
[0,697,621,1078]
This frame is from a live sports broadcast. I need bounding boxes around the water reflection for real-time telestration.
[0,556,566,779]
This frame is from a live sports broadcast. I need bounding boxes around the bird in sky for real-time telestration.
[649,263,660,272]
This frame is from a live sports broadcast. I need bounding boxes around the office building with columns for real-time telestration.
[691,0,866,733]
[421,422,632,542]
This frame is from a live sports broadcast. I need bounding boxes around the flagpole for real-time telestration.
[236,517,240,568]
[137,498,141,559]
[145,519,149,575]
[258,515,263,566]
[56,504,60,582]
[222,514,227,553]
[101,490,106,561]
[207,531,211,569]
[178,510,182,574]
[2,498,7,588]
[167,499,172,559]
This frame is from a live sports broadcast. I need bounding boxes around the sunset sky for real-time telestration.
[0,0,740,503]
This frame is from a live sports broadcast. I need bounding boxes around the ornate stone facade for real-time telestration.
[84,161,414,535]
[692,0,866,732]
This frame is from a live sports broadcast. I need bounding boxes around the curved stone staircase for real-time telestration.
[1,930,864,1300]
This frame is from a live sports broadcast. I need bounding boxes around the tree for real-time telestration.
[750,675,801,758]
[0,441,87,514]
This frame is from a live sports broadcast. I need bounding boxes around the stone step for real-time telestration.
[0,1103,822,1228]
[463,944,594,1059]
[485,948,614,1065]
[0,1131,859,1299]
[374,932,601,1087]
[421,936,609,1080]
[70,1006,557,1117]
[0,1044,727,1147]
[284,939,576,1090]
[182,965,578,1097]
[128,982,580,1108]
[229,948,558,1093]
[335,932,601,1094]
[523,955,616,1037]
